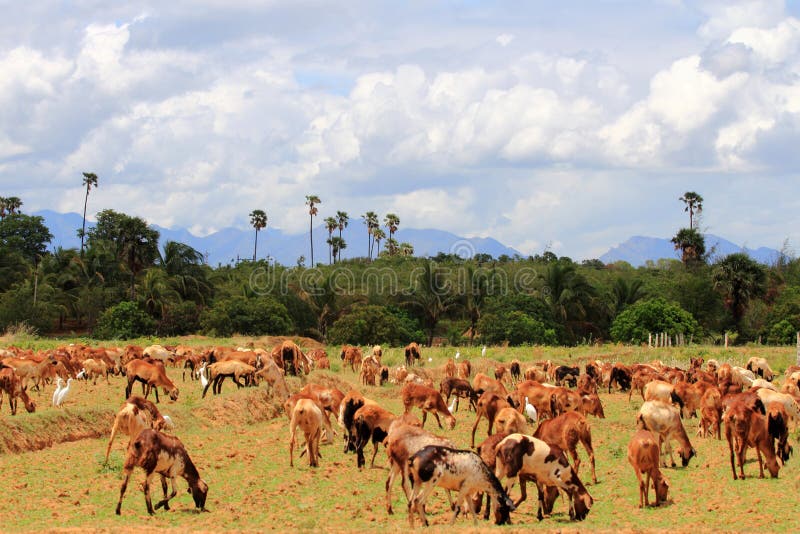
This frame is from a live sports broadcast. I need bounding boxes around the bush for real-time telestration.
[0,286,57,334]
[610,298,699,344]
[327,305,423,346]
[199,296,293,337]
[478,310,558,346]
[157,301,201,336]
[767,319,796,345]
[93,301,156,339]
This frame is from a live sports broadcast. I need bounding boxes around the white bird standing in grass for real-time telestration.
[76,369,86,380]
[524,396,538,423]
[52,377,64,407]
[481,346,487,358]
[455,351,460,360]
[198,363,209,389]
[54,378,72,407]
[447,396,457,414]
[427,357,433,363]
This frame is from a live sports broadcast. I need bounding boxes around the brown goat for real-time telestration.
[439,377,478,412]
[115,429,208,515]
[535,411,597,484]
[401,383,456,430]
[289,398,325,468]
[723,396,780,480]
[627,429,670,508]
[105,396,167,463]
[202,360,257,397]
[0,368,36,415]
[340,345,363,372]
[352,402,396,469]
[457,360,472,380]
[125,360,179,403]
[470,390,512,448]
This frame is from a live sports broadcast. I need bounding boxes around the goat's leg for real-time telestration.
[643,471,651,507]
[155,475,177,511]
[582,435,597,484]
[143,472,156,515]
[471,413,483,448]
[115,469,133,515]
[421,410,428,428]
[432,411,443,429]
[756,446,765,479]
[635,469,645,508]
[289,426,296,467]
[737,439,747,479]
[104,416,122,464]
[385,462,399,514]
[370,439,381,469]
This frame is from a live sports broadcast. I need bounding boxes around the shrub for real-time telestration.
[327,305,423,346]
[157,301,201,336]
[767,319,796,345]
[93,301,156,339]
[610,297,699,344]
[0,286,57,334]
[199,296,293,337]
[478,310,558,346]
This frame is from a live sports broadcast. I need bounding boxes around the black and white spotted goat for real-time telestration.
[406,444,515,527]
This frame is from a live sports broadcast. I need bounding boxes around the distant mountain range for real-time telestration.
[33,210,782,267]
[34,210,521,266]
[599,235,782,266]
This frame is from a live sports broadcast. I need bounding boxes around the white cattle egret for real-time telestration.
[52,377,64,407]
[55,378,73,407]
[524,396,538,423]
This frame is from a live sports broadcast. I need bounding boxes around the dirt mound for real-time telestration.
[0,409,114,455]
[194,387,283,427]
[303,370,357,393]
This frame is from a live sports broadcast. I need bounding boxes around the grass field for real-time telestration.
[0,339,799,532]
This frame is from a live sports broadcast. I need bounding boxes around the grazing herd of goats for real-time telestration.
[0,339,799,526]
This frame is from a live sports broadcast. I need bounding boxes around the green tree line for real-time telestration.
[2,192,799,346]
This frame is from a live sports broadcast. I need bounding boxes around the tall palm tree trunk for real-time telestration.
[253,228,259,261]
[81,185,90,256]
[309,215,314,266]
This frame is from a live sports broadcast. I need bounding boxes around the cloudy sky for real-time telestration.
[2,0,800,259]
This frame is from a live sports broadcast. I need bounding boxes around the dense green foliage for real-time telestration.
[610,298,700,344]
[2,200,800,346]
[93,301,156,340]
[327,304,423,346]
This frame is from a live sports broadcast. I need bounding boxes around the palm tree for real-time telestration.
[373,228,386,257]
[249,209,267,262]
[362,211,379,260]
[158,241,210,304]
[462,266,493,345]
[611,277,645,317]
[671,227,706,265]
[405,261,458,346]
[5,196,22,215]
[399,242,414,257]
[712,252,766,331]
[324,216,337,264]
[679,191,704,230]
[329,236,346,263]
[540,260,599,342]
[336,211,349,262]
[305,195,321,266]
[384,213,400,255]
[80,172,99,256]
[0,197,7,220]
